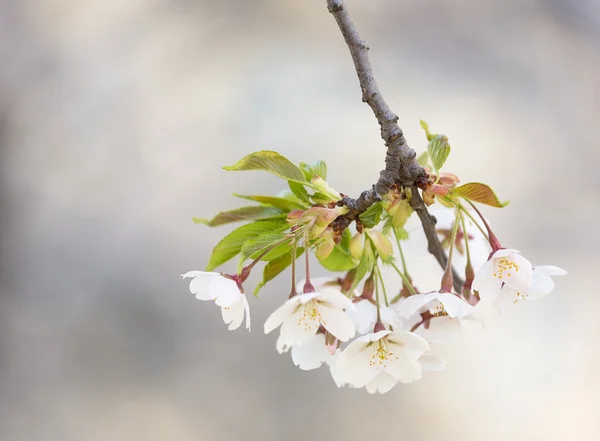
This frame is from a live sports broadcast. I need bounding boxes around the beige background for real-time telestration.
[1,1,598,440]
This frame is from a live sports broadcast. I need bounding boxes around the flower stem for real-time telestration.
[374,263,390,307]
[303,232,315,293]
[440,205,460,292]
[390,261,417,296]
[289,239,298,298]
[393,227,410,276]
[458,204,489,241]
[465,200,502,251]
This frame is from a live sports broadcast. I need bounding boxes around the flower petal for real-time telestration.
[241,295,251,331]
[435,293,473,318]
[419,353,447,371]
[221,297,245,331]
[184,272,219,300]
[472,260,493,291]
[291,334,329,370]
[211,276,242,307]
[416,316,461,343]
[319,305,356,342]
[500,252,532,293]
[264,298,300,335]
[385,356,423,383]
[276,334,291,354]
[279,307,319,345]
[387,331,429,361]
[345,300,377,334]
[336,341,380,388]
[535,265,567,277]
[395,293,436,318]
[317,288,354,310]
[365,372,398,394]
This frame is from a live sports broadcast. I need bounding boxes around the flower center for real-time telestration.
[297,300,324,331]
[431,301,447,316]
[513,291,529,304]
[493,257,519,280]
[369,339,400,369]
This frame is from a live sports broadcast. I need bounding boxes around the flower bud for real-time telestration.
[311,177,342,204]
[349,232,364,261]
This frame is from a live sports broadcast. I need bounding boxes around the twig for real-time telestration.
[325,0,464,291]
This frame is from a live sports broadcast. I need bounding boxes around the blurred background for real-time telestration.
[1,0,599,440]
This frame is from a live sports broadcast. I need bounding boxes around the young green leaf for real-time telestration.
[206,219,290,271]
[254,247,305,296]
[358,202,383,228]
[300,160,328,180]
[428,135,451,174]
[194,206,284,227]
[223,150,306,182]
[416,151,429,167]
[240,232,291,261]
[233,194,307,211]
[288,181,311,204]
[451,182,509,208]
[420,119,434,141]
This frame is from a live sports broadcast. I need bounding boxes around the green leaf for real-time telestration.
[240,232,291,261]
[318,229,357,272]
[349,240,375,293]
[206,219,290,271]
[451,182,509,208]
[417,151,429,167]
[420,120,434,141]
[233,194,306,211]
[193,206,284,227]
[254,247,305,296]
[223,150,306,182]
[300,160,327,180]
[358,202,383,228]
[288,181,311,204]
[428,135,451,174]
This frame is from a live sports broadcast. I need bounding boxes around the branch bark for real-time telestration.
[326,0,464,292]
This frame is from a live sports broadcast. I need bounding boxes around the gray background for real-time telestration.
[1,0,598,440]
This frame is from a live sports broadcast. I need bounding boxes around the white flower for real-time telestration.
[264,289,356,345]
[181,271,250,331]
[345,298,400,334]
[395,291,473,319]
[362,351,447,394]
[472,249,533,302]
[495,265,567,309]
[276,333,334,370]
[336,330,430,393]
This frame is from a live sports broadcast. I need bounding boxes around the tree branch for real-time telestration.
[326,0,464,292]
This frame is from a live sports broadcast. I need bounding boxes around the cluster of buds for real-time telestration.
[182,125,565,394]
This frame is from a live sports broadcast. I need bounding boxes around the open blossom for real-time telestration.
[472,249,533,302]
[336,330,430,393]
[264,289,355,345]
[346,299,400,335]
[181,271,250,331]
[495,265,567,309]
[276,332,336,371]
[395,291,473,319]
[362,352,447,394]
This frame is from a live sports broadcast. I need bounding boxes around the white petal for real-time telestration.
[419,353,447,371]
[319,305,355,342]
[395,293,437,318]
[296,292,320,304]
[279,307,319,345]
[336,338,380,387]
[492,248,520,258]
[276,334,291,354]
[387,331,429,361]
[500,252,532,293]
[472,260,493,291]
[345,300,377,334]
[385,356,423,383]
[184,272,219,300]
[434,293,473,318]
[365,372,398,394]
[534,265,567,277]
[317,289,354,310]
[211,276,242,307]
[291,334,329,370]
[264,298,301,335]
[221,297,245,331]
[381,306,402,329]
[416,316,462,343]
[241,295,251,331]
[327,353,345,388]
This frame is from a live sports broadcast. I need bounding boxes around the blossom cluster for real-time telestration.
[182,124,566,394]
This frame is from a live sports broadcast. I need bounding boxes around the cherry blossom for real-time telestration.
[181,271,250,331]
[336,330,430,392]
[264,289,355,345]
[472,249,533,302]
[495,265,567,309]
